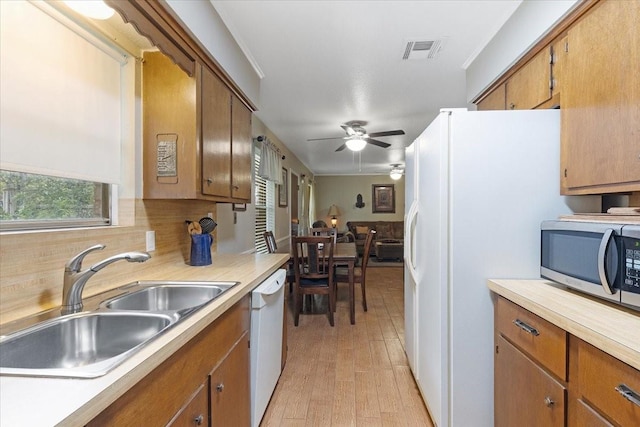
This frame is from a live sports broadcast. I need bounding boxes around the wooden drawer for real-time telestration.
[496,296,567,380]
[578,340,640,426]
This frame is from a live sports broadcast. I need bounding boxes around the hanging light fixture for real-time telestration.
[389,165,404,180]
[345,136,367,152]
[64,1,115,20]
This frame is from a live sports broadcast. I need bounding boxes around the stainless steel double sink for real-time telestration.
[0,281,238,378]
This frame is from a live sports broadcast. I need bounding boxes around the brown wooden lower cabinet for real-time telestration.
[167,382,208,427]
[494,296,640,427]
[575,399,614,427]
[571,338,640,426]
[88,296,250,426]
[210,332,250,426]
[495,334,566,427]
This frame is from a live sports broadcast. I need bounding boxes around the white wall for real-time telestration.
[164,0,260,106]
[466,0,579,102]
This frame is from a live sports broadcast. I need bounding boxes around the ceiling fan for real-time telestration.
[307,121,405,152]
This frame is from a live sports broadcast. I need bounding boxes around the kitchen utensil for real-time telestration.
[199,217,217,234]
[187,221,202,235]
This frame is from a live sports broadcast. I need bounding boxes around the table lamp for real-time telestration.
[327,204,339,228]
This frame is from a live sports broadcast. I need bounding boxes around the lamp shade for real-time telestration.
[390,167,403,180]
[345,137,367,151]
[327,204,339,217]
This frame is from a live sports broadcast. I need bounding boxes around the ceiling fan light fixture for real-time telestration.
[346,137,367,152]
[390,166,403,180]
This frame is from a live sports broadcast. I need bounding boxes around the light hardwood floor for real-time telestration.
[261,266,433,426]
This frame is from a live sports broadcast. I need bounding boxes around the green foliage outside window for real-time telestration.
[0,170,109,227]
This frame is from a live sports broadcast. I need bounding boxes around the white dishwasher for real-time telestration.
[250,268,285,427]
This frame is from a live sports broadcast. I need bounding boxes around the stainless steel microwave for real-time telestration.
[541,220,640,310]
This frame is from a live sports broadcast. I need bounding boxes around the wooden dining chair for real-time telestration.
[263,231,278,253]
[335,229,376,312]
[291,235,336,326]
[310,227,337,244]
[263,231,296,292]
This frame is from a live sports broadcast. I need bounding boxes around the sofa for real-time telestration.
[345,221,404,258]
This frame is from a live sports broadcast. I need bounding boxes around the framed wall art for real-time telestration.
[279,167,288,207]
[372,184,395,213]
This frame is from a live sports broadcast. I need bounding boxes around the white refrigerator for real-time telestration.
[404,109,598,427]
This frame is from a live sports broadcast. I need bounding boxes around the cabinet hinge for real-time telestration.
[495,345,499,354]
[564,40,569,53]
[248,339,251,349]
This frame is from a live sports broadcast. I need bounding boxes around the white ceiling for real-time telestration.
[213,0,522,176]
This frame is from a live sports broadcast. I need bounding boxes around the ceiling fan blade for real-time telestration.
[307,136,344,141]
[366,138,391,148]
[367,129,405,138]
[335,143,347,152]
[340,124,356,136]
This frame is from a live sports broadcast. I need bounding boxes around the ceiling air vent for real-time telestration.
[402,39,444,60]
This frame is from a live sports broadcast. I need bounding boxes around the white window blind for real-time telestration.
[0,1,126,184]
[254,146,275,254]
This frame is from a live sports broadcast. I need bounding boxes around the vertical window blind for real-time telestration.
[254,146,275,253]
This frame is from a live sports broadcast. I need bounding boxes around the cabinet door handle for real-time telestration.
[216,383,225,392]
[615,384,640,407]
[194,414,204,425]
[508,102,516,110]
[544,396,555,407]
[513,319,540,336]
[206,178,213,185]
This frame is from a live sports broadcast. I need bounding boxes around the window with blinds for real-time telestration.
[254,146,275,254]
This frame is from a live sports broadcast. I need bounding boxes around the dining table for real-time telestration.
[282,241,359,324]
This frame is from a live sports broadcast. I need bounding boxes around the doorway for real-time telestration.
[290,172,299,236]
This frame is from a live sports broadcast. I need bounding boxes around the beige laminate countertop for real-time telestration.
[0,252,289,427]
[488,279,640,371]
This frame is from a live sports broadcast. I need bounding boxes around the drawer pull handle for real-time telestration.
[615,384,640,407]
[513,319,540,336]
[194,414,204,425]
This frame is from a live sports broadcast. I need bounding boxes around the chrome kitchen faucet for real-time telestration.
[61,244,150,314]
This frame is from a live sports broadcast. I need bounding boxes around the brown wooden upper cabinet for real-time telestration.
[475,0,640,196]
[560,0,640,195]
[476,83,506,111]
[143,51,252,202]
[505,47,552,110]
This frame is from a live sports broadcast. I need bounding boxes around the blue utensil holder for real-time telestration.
[190,233,212,266]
